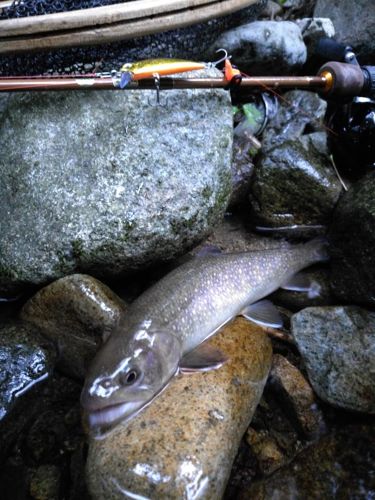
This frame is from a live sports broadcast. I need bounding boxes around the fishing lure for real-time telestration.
[119,58,206,89]
[118,49,232,90]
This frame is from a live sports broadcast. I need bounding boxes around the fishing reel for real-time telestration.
[315,38,375,175]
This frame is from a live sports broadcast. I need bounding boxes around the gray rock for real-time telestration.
[314,0,375,64]
[292,306,375,413]
[329,172,375,306]
[210,20,307,75]
[86,318,272,499]
[0,68,233,295]
[239,425,375,499]
[21,274,125,380]
[250,137,342,230]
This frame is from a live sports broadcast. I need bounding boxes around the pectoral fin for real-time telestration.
[281,272,321,298]
[179,343,228,373]
[241,299,283,328]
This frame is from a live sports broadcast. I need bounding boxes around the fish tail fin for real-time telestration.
[304,236,330,263]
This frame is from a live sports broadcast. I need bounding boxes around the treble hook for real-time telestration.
[211,48,232,67]
[148,73,167,106]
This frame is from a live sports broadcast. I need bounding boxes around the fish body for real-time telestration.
[81,239,327,438]
[119,58,206,88]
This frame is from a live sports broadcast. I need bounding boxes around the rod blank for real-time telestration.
[0,76,327,93]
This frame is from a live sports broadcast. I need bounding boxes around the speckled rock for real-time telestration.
[314,0,375,64]
[21,274,125,380]
[268,354,324,438]
[292,306,375,413]
[210,21,307,75]
[238,425,375,499]
[329,172,375,306]
[86,318,272,499]
[0,68,232,295]
[0,320,56,462]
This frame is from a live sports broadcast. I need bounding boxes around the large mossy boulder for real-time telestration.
[0,69,233,294]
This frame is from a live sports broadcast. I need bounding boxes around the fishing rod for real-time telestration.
[0,62,374,100]
[0,74,328,92]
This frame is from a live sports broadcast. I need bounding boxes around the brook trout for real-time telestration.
[81,238,327,438]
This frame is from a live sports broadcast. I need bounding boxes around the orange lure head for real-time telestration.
[223,59,242,88]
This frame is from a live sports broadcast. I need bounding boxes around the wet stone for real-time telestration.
[250,136,342,231]
[0,319,55,425]
[238,425,375,499]
[292,306,375,414]
[0,320,56,463]
[245,428,285,475]
[249,91,342,234]
[268,354,325,438]
[21,274,126,380]
[329,171,375,306]
[86,318,272,499]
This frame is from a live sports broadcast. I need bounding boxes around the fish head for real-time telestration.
[81,323,182,438]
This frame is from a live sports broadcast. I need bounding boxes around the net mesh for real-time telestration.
[0,0,131,18]
[0,1,266,76]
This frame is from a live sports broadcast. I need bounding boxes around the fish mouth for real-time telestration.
[83,401,143,439]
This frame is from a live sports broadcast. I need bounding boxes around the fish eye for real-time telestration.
[120,369,139,386]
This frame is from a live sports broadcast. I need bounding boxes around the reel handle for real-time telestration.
[318,62,375,99]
